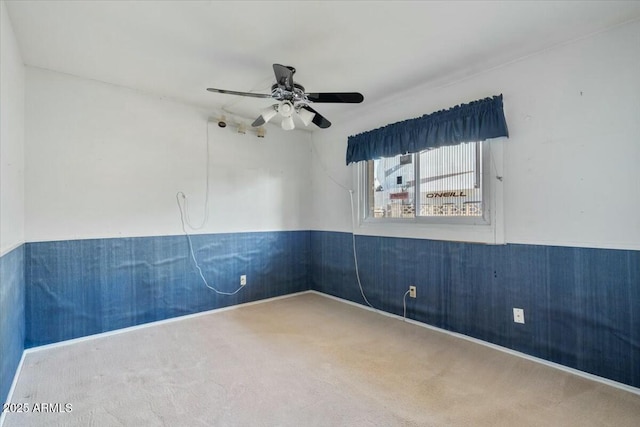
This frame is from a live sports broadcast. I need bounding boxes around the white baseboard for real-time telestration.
[309,290,640,397]
[23,291,313,354]
[6,285,637,427]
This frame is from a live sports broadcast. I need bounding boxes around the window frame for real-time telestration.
[355,140,505,244]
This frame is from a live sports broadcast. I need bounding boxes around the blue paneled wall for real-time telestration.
[311,231,640,388]
[6,229,640,394]
[0,246,25,404]
[26,231,310,347]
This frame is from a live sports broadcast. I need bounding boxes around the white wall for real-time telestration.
[0,1,25,255]
[16,20,640,249]
[310,20,640,251]
[25,67,312,243]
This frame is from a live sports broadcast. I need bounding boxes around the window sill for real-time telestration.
[355,219,503,244]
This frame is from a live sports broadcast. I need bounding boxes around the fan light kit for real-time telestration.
[207,64,364,130]
[259,105,278,123]
[296,106,315,127]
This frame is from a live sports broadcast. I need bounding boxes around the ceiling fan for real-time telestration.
[207,64,364,130]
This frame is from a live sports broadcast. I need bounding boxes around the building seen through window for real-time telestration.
[367,142,482,219]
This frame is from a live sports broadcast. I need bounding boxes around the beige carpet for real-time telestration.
[4,292,640,426]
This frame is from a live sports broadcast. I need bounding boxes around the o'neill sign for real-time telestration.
[425,191,467,198]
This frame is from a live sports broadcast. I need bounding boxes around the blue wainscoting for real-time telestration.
[310,231,640,388]
[25,231,311,347]
[14,229,640,389]
[0,245,25,404]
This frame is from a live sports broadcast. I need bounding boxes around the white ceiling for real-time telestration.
[6,1,640,128]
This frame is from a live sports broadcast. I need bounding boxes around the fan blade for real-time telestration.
[206,88,272,99]
[301,105,331,129]
[273,64,295,91]
[251,116,266,127]
[306,92,364,103]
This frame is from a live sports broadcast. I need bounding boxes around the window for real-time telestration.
[365,142,487,223]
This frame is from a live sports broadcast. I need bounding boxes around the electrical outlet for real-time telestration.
[240,275,247,286]
[409,286,416,298]
[513,308,525,324]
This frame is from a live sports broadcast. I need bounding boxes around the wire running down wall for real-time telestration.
[25,232,310,347]
[311,231,640,388]
[11,230,640,392]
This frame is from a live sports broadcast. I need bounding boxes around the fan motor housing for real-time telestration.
[271,83,306,102]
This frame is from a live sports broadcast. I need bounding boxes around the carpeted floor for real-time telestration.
[4,292,640,426]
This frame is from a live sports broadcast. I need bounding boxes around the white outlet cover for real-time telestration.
[240,275,247,286]
[513,308,525,324]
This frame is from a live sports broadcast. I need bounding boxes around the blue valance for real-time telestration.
[346,94,508,164]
